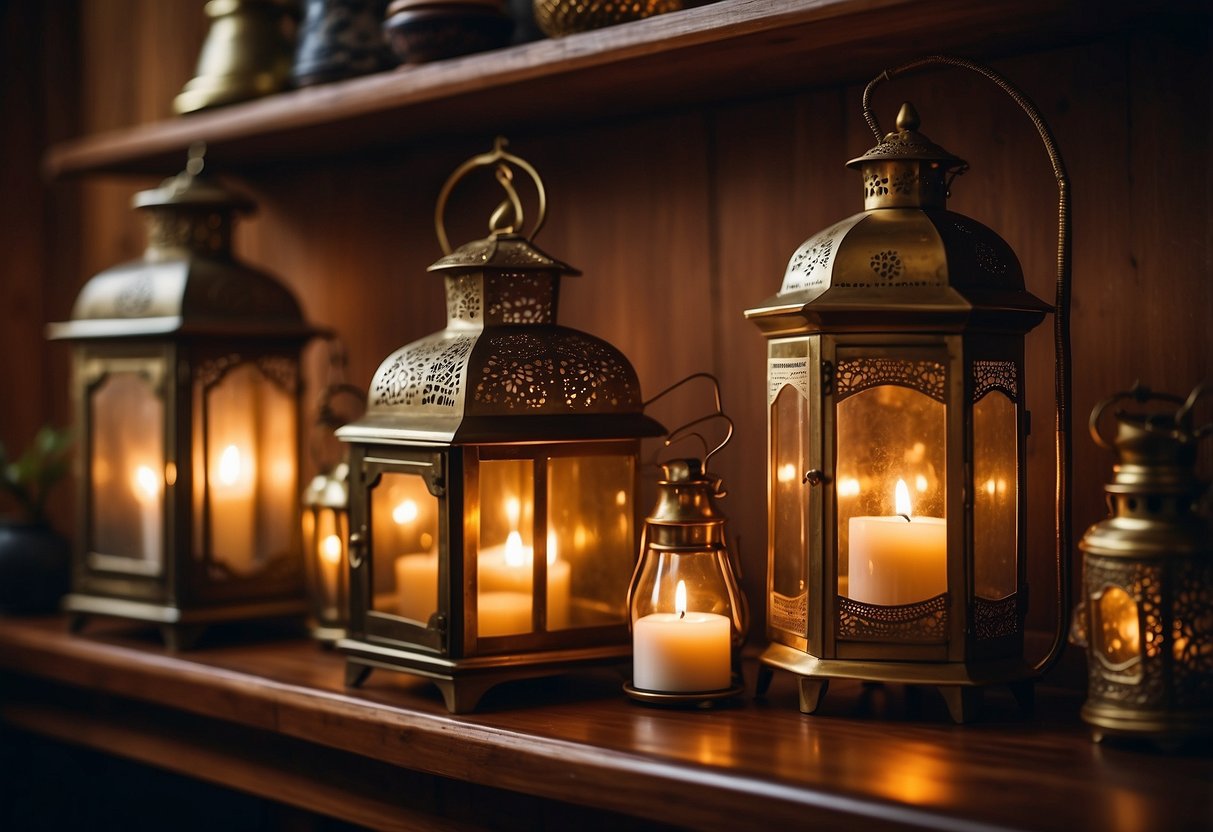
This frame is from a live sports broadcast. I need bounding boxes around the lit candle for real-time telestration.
[319,533,342,610]
[478,530,571,631]
[848,479,946,606]
[395,551,438,623]
[131,464,162,562]
[633,580,731,693]
[211,443,255,570]
[478,591,534,637]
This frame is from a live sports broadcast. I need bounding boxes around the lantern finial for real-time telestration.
[895,101,920,132]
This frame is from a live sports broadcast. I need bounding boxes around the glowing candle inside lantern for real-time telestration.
[211,443,255,570]
[319,533,342,608]
[633,580,731,693]
[131,464,162,562]
[478,523,571,635]
[848,478,946,606]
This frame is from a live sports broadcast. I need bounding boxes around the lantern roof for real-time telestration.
[48,150,313,343]
[339,140,663,447]
[746,103,1051,337]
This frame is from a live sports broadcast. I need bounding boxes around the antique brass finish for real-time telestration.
[176,0,298,115]
[533,0,682,38]
[337,139,662,712]
[747,56,1072,723]
[49,148,315,649]
[1071,384,1212,746]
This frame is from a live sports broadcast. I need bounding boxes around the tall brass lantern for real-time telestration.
[747,57,1073,722]
[48,148,315,650]
[1072,384,1212,746]
[337,139,663,712]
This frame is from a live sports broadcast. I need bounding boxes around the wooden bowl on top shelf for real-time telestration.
[383,0,514,64]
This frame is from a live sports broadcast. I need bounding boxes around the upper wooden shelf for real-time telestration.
[45,0,1154,178]
[2,615,1211,831]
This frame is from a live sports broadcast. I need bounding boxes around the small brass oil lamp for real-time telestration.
[48,147,316,650]
[1071,383,1212,746]
[336,138,663,712]
[746,56,1074,722]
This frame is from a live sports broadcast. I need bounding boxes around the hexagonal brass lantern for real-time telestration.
[747,57,1074,723]
[337,140,663,712]
[48,150,316,650]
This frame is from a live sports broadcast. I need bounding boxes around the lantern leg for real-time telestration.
[434,679,496,714]
[755,665,774,697]
[161,624,205,652]
[68,613,89,634]
[345,661,373,688]
[939,685,983,724]
[797,678,829,714]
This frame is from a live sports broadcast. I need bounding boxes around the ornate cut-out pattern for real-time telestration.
[976,241,1009,275]
[974,594,1019,640]
[891,169,919,195]
[770,591,807,634]
[373,334,475,409]
[487,273,553,324]
[147,210,228,255]
[835,358,946,402]
[869,250,904,280]
[782,216,862,293]
[114,273,154,317]
[973,360,1018,401]
[195,353,297,393]
[1085,558,1165,707]
[445,275,481,322]
[789,238,832,280]
[837,593,948,643]
[1171,558,1213,707]
[475,330,639,411]
[865,173,890,197]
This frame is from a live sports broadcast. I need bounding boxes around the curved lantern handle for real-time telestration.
[433,136,549,255]
[1088,382,1186,449]
[863,56,1073,678]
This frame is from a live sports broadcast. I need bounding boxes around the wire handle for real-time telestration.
[643,372,734,468]
[433,136,548,255]
[863,55,1072,678]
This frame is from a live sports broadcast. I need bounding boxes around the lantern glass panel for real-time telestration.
[973,390,1017,599]
[192,361,297,574]
[303,505,348,620]
[771,384,810,635]
[370,471,440,622]
[836,377,946,606]
[89,369,165,568]
[477,458,535,637]
[1094,586,1142,676]
[547,454,634,629]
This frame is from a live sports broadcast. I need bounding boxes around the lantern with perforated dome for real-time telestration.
[747,58,1076,723]
[336,139,663,712]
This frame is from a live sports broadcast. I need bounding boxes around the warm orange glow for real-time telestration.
[915,474,929,493]
[392,498,419,525]
[675,580,687,616]
[777,463,798,483]
[505,496,521,527]
[504,530,526,568]
[132,465,160,504]
[320,533,342,564]
[217,444,244,487]
[894,478,913,517]
[837,477,861,497]
[614,489,627,507]
[546,531,558,565]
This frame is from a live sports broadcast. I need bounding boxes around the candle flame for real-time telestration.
[217,444,244,487]
[675,580,687,617]
[133,465,160,502]
[505,530,526,568]
[614,489,627,507]
[505,496,521,527]
[320,534,342,564]
[895,479,913,518]
[777,463,798,483]
[392,498,418,525]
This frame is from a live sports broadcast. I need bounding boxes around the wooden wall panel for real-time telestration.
[10,6,1210,664]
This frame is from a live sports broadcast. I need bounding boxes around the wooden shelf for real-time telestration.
[1,615,1210,830]
[44,0,1147,178]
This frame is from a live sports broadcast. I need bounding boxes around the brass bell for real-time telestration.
[1071,383,1213,746]
[175,0,298,115]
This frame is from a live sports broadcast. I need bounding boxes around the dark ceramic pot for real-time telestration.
[383,1,513,65]
[294,0,396,86]
[0,522,70,614]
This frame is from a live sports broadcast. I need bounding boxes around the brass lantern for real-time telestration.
[1071,384,1212,746]
[48,148,316,650]
[336,139,663,712]
[302,461,349,642]
[746,57,1073,723]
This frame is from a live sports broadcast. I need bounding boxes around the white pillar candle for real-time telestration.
[131,464,162,563]
[395,552,439,623]
[847,479,947,606]
[633,581,731,693]
[478,590,533,637]
[318,533,342,612]
[211,443,255,572]
[478,531,571,631]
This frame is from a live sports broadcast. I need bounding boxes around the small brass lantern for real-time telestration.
[747,57,1073,722]
[337,139,663,712]
[1072,384,1213,745]
[48,149,315,650]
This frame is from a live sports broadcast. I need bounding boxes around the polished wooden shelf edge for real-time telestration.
[43,0,1141,177]
[1,615,1211,831]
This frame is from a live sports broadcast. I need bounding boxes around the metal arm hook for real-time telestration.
[643,372,734,467]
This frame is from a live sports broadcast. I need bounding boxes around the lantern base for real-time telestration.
[63,593,307,652]
[308,623,346,645]
[757,642,1037,723]
[1082,701,1213,749]
[622,679,745,708]
[339,637,632,713]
